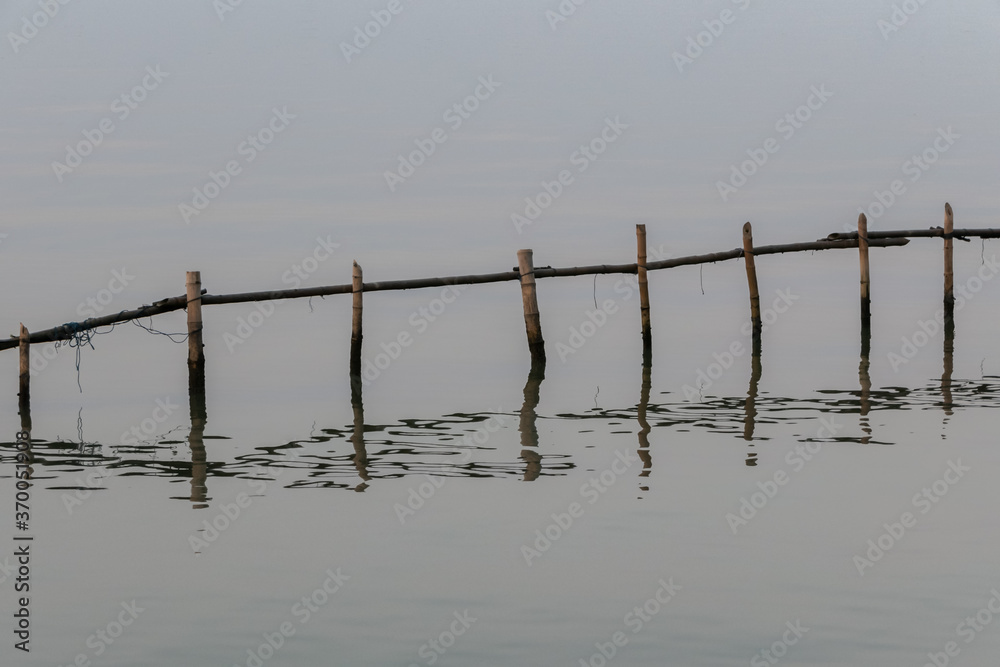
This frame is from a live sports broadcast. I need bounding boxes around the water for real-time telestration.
[4,279,1000,665]
[5,0,1000,663]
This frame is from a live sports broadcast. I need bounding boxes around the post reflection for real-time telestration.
[859,329,872,445]
[188,378,208,509]
[636,351,652,493]
[519,360,544,482]
[942,322,954,421]
[350,375,371,491]
[743,353,761,466]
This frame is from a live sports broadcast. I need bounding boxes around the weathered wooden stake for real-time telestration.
[943,202,955,323]
[742,223,762,355]
[18,324,30,418]
[858,213,871,330]
[636,224,652,348]
[350,261,363,377]
[517,249,545,365]
[186,272,204,366]
[186,272,205,396]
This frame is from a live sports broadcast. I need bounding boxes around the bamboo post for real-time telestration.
[186,272,204,367]
[186,272,205,396]
[636,224,652,348]
[858,213,871,330]
[517,249,545,365]
[943,203,955,324]
[350,261,363,377]
[742,223,762,355]
[18,324,30,419]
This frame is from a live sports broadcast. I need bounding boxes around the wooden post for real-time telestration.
[636,224,652,348]
[186,272,205,396]
[18,324,30,421]
[943,203,955,324]
[186,272,204,366]
[517,249,545,365]
[858,213,871,330]
[742,223,762,355]
[350,261,363,377]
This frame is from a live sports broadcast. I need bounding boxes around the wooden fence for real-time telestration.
[7,203,1000,422]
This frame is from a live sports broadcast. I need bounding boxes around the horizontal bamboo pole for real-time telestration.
[0,295,189,350]
[0,236,910,352]
[827,228,1000,241]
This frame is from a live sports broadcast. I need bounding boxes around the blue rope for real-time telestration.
[56,307,189,393]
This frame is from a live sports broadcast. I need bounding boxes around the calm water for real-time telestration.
[4,1,1000,663]
[3,260,1000,665]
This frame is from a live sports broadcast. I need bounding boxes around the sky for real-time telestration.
[1,0,998,328]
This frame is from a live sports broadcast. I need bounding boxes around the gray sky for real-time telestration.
[2,0,998,304]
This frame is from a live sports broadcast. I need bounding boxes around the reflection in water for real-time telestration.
[743,355,761,466]
[188,386,208,508]
[7,362,1000,493]
[942,327,954,423]
[859,329,872,445]
[350,375,371,491]
[637,359,652,488]
[519,361,544,482]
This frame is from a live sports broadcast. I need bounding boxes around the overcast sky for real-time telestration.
[2,0,998,294]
